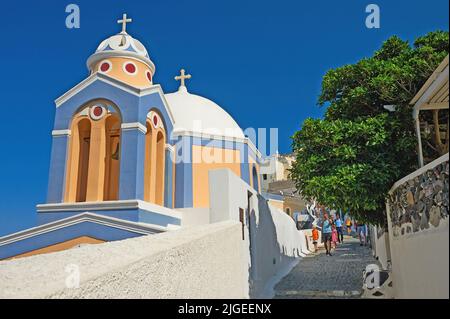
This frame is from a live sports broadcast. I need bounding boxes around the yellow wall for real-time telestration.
[6,236,104,260]
[192,145,241,208]
[93,57,153,89]
[268,199,284,211]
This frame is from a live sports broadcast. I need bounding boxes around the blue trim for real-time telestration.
[261,192,283,201]
[54,79,174,137]
[0,221,144,260]
[164,149,174,208]
[47,135,69,203]
[37,208,181,227]
[175,136,193,208]
[101,45,115,52]
[48,79,177,206]
[37,210,139,224]
[137,94,175,143]
[124,46,137,53]
[240,143,250,185]
[55,80,140,129]
[119,128,146,200]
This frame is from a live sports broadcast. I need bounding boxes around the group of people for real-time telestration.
[311,213,344,255]
[310,212,368,255]
[321,213,345,256]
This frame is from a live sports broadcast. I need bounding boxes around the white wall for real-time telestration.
[0,169,310,299]
[370,226,391,270]
[0,221,248,299]
[386,154,449,299]
[179,207,210,226]
[386,218,449,299]
[208,169,309,298]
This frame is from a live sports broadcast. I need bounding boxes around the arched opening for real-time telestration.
[143,111,166,206]
[144,121,154,202]
[103,114,121,200]
[75,119,91,202]
[64,101,121,203]
[155,131,166,205]
[252,165,259,193]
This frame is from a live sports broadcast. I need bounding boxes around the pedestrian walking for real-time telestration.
[335,213,344,243]
[356,221,366,246]
[331,224,338,250]
[321,213,333,256]
[345,217,352,235]
[311,225,319,253]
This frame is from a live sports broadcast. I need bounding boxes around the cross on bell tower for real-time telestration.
[117,13,132,34]
[175,69,192,91]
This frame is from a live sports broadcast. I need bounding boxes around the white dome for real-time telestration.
[165,87,245,140]
[87,33,155,73]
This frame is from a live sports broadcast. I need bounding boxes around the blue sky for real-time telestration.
[0,0,448,235]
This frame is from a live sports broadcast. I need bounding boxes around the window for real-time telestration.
[263,174,267,180]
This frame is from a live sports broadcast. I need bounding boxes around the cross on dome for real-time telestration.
[175,69,192,91]
[117,13,132,34]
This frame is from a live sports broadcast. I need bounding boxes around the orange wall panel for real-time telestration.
[192,145,241,208]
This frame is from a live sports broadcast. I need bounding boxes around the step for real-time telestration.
[275,289,361,298]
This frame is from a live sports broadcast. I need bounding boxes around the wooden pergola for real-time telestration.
[411,55,449,167]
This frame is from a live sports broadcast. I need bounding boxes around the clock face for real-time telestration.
[89,105,106,121]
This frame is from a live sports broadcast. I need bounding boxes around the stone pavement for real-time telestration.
[274,236,379,299]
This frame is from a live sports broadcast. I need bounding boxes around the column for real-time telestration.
[119,123,146,200]
[86,119,107,201]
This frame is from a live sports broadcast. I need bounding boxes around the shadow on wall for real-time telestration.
[208,168,309,298]
[248,195,303,298]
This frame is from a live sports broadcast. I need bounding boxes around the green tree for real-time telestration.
[290,31,449,225]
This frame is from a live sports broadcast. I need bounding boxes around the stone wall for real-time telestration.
[386,154,449,299]
[388,159,448,237]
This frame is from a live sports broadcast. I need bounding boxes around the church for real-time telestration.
[0,15,263,260]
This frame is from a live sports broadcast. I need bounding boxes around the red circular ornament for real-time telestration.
[146,71,152,82]
[153,115,158,127]
[93,106,103,117]
[100,62,110,72]
[125,63,136,74]
[90,105,105,120]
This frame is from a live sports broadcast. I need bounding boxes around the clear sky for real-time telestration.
[0,0,448,236]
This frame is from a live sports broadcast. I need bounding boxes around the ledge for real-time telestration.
[389,153,449,194]
[37,200,183,220]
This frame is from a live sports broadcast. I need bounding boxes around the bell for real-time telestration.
[111,143,120,160]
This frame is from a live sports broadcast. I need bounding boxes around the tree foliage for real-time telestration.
[291,31,449,225]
